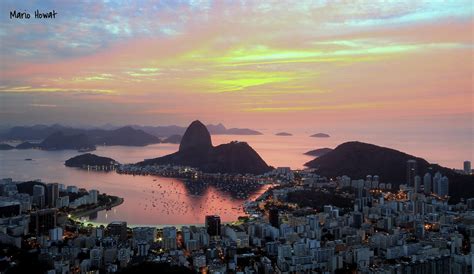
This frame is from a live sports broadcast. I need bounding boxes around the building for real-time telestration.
[46,183,59,208]
[423,173,432,194]
[464,161,471,175]
[89,189,99,204]
[132,227,157,244]
[29,209,57,235]
[269,208,279,228]
[438,176,449,197]
[406,160,417,187]
[49,227,63,241]
[205,215,221,237]
[0,200,21,218]
[353,211,363,229]
[107,221,127,241]
[33,185,45,208]
[414,175,421,192]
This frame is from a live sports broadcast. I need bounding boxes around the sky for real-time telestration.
[0,1,472,136]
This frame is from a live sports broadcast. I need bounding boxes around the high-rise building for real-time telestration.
[33,185,45,208]
[89,189,99,204]
[46,183,59,208]
[423,173,432,194]
[205,215,221,236]
[269,208,279,228]
[433,172,442,194]
[414,175,421,192]
[352,211,363,229]
[406,160,417,187]
[29,208,57,235]
[49,227,63,241]
[438,176,449,197]
[464,161,471,175]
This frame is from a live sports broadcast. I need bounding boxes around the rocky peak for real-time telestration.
[179,120,213,152]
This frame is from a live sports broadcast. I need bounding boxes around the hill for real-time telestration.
[138,120,271,175]
[95,126,160,146]
[16,141,40,149]
[39,132,95,150]
[305,141,473,202]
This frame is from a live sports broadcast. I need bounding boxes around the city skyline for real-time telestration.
[0,1,472,137]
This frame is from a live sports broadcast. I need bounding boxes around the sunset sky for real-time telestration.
[0,1,472,135]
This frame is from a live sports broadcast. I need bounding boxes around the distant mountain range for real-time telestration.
[1,123,262,141]
[40,132,96,150]
[130,123,262,136]
[305,141,473,202]
[137,120,272,175]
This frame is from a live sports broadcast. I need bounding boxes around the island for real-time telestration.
[16,141,39,149]
[310,133,330,138]
[275,132,293,136]
[304,147,333,157]
[0,144,14,150]
[65,153,119,169]
[137,120,272,175]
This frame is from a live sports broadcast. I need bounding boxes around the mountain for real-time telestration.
[137,120,272,175]
[304,141,473,202]
[207,124,262,135]
[0,144,14,150]
[40,132,96,150]
[130,125,186,137]
[16,141,40,149]
[96,126,160,146]
[2,125,160,147]
[162,134,182,144]
[310,133,330,138]
[179,121,213,152]
[3,124,83,140]
[2,123,262,142]
[304,148,333,157]
[65,153,118,168]
[275,132,293,136]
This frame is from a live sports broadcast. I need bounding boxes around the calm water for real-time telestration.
[0,132,471,226]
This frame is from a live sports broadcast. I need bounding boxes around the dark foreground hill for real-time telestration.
[305,141,473,202]
[137,120,272,175]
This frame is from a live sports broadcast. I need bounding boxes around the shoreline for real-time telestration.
[70,196,124,218]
